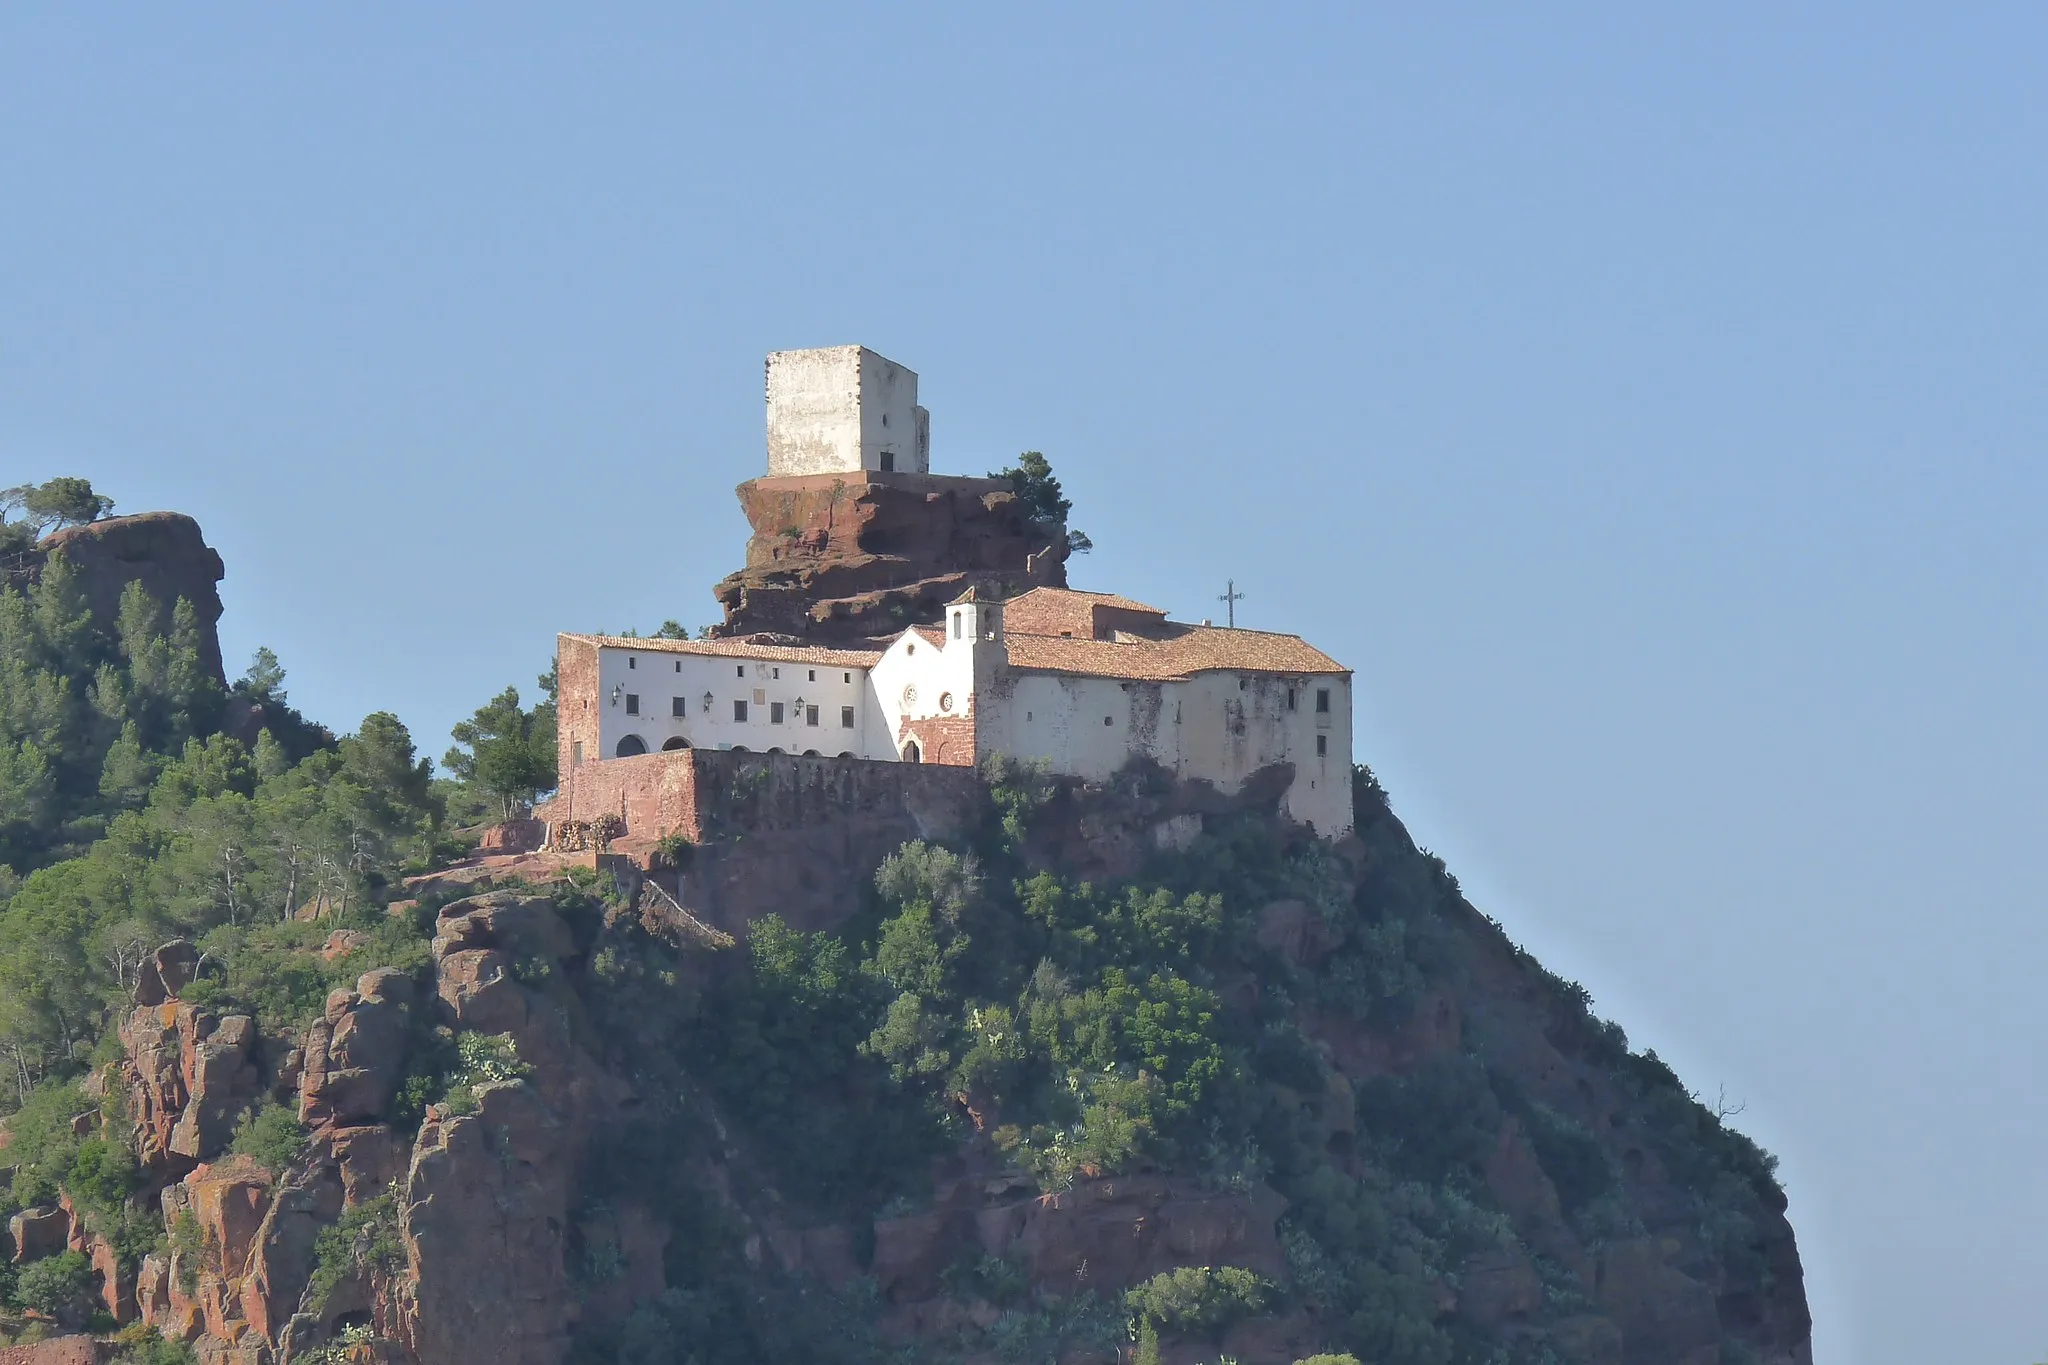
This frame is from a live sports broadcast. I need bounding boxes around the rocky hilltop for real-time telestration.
[10,512,229,683]
[2,759,1809,1365]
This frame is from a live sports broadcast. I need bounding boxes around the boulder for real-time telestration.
[9,1205,71,1262]
[299,974,413,1128]
[134,939,201,1007]
[432,893,576,965]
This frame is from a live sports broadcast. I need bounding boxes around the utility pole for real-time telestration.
[1218,580,1246,628]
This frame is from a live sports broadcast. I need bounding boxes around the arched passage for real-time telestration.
[615,735,648,757]
[661,736,691,751]
[902,739,922,764]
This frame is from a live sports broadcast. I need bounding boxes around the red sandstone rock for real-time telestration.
[0,1338,111,1364]
[711,472,1068,642]
[478,818,545,854]
[29,512,227,681]
[395,1083,574,1365]
[8,1205,70,1262]
[299,971,413,1128]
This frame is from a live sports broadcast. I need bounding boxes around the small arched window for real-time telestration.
[952,612,962,639]
[615,735,648,757]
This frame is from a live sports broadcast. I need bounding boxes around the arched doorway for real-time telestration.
[767,746,785,756]
[661,736,691,751]
[802,749,820,757]
[615,735,648,757]
[902,739,922,764]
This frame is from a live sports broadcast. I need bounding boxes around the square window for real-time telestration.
[1315,734,1328,757]
[771,702,786,724]
[624,693,639,715]
[733,700,748,722]
[1315,688,1331,713]
[840,706,855,728]
[806,705,820,727]
[1104,716,1114,726]
[671,696,686,717]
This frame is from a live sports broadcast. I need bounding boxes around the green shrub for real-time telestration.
[229,1100,309,1175]
[1296,1355,1364,1365]
[307,1194,404,1310]
[1124,1265,1271,1338]
[15,1251,96,1325]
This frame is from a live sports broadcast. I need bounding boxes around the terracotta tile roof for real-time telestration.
[564,633,885,668]
[1007,586,1165,616]
[1003,622,1346,681]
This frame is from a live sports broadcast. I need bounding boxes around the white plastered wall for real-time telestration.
[592,647,872,759]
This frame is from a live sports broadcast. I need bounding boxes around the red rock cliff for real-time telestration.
[711,471,1067,642]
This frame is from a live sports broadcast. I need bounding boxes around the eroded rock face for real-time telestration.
[300,968,415,1128]
[711,472,1068,642]
[119,993,261,1175]
[30,512,227,682]
[395,1084,574,1365]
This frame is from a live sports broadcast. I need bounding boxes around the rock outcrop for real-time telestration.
[25,512,228,682]
[711,472,1068,642]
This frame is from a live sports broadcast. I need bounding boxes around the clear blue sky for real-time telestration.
[4,7,2042,1360]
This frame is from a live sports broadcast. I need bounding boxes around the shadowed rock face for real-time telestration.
[710,471,1068,642]
[23,512,228,681]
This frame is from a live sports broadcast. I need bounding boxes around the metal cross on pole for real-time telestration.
[1218,580,1246,628]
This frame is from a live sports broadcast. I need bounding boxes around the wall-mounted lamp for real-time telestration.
[701,692,714,713]
[610,683,623,707]
[793,696,807,714]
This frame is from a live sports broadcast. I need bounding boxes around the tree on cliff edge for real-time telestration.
[444,681,557,820]
[1,477,115,547]
[991,451,1092,554]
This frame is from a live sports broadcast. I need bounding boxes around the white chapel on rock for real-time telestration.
[552,347,1356,836]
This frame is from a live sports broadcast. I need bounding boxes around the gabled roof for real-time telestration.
[562,633,885,668]
[1007,586,1164,616]
[1004,622,1345,682]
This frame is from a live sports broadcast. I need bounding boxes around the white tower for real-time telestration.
[764,346,931,477]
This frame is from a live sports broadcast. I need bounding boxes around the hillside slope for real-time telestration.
[3,758,1808,1365]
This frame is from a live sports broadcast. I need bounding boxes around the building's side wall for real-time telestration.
[976,668,1355,835]
[591,646,871,760]
[557,635,603,779]
[855,349,925,474]
[766,347,863,476]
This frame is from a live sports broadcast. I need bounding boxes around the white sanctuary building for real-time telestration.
[551,347,1356,836]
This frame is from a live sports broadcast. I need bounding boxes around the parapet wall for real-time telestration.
[542,748,986,846]
[540,749,990,934]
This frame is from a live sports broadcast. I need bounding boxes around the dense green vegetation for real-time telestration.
[561,759,1787,1365]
